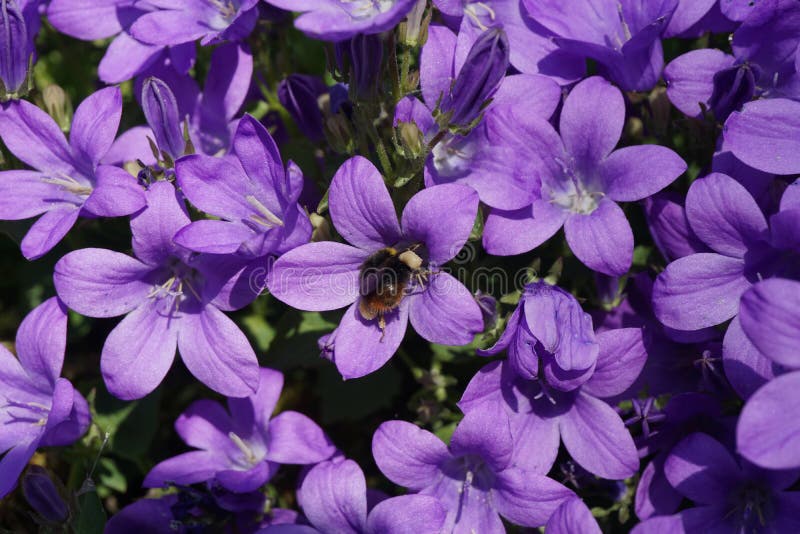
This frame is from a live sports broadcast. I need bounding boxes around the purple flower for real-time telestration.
[130,0,260,47]
[0,298,90,498]
[434,0,585,84]
[53,181,260,400]
[723,98,800,175]
[664,0,800,120]
[459,302,647,479]
[261,458,446,534]
[652,173,800,401]
[0,87,146,259]
[0,0,32,97]
[175,114,312,260]
[335,33,383,101]
[268,156,483,379]
[545,497,601,534]
[482,76,686,275]
[398,23,562,210]
[144,367,336,493]
[264,0,418,41]
[47,0,196,84]
[22,466,69,524]
[633,433,800,533]
[522,0,678,91]
[479,282,600,383]
[643,191,710,263]
[372,406,575,531]
[736,277,800,470]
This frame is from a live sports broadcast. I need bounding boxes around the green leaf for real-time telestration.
[96,458,127,498]
[90,386,161,461]
[72,481,106,534]
[242,314,277,353]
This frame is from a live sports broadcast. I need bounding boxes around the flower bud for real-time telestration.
[335,34,383,101]
[709,63,757,122]
[0,0,31,99]
[43,85,73,132]
[142,77,186,162]
[278,74,327,142]
[397,121,424,159]
[439,27,509,130]
[399,0,429,47]
[22,466,69,524]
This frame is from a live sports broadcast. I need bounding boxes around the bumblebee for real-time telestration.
[358,245,425,338]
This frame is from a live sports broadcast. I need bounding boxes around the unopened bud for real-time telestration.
[0,0,31,99]
[278,74,327,142]
[335,34,383,101]
[22,466,68,524]
[142,77,186,162]
[709,63,757,122]
[397,121,424,159]
[400,0,429,47]
[310,212,332,242]
[323,112,354,154]
[42,85,73,132]
[439,28,509,130]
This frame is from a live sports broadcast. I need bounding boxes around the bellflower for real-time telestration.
[722,98,800,175]
[0,87,146,259]
[736,277,800,470]
[434,0,585,84]
[335,33,383,101]
[268,156,483,379]
[460,318,645,479]
[664,0,800,120]
[130,0,260,47]
[652,173,800,401]
[144,367,336,493]
[522,0,678,91]
[397,23,562,210]
[264,0,418,41]
[47,0,196,84]
[0,298,90,498]
[482,76,686,275]
[53,181,260,400]
[633,433,800,533]
[142,76,187,162]
[372,407,575,532]
[0,0,31,98]
[174,114,312,261]
[479,281,600,383]
[261,458,446,534]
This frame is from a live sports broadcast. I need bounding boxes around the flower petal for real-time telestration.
[177,307,259,398]
[131,181,190,266]
[329,156,401,251]
[450,403,513,472]
[298,459,367,534]
[331,301,408,379]
[493,468,574,528]
[652,253,749,330]
[739,279,800,369]
[267,242,365,311]
[0,171,75,220]
[54,248,154,318]
[366,495,446,534]
[545,497,601,534]
[408,272,482,346]
[21,206,81,260]
[70,87,122,167]
[685,173,767,257]
[583,328,647,399]
[174,399,234,452]
[15,297,67,389]
[600,145,686,202]
[174,220,254,254]
[560,76,624,167]
[0,99,74,174]
[0,439,40,499]
[143,450,222,488]
[266,411,336,464]
[483,201,567,256]
[664,433,741,504]
[372,420,449,491]
[724,98,800,175]
[737,370,800,470]
[420,25,456,108]
[559,392,639,479]
[663,49,735,118]
[101,300,178,400]
[564,199,633,276]
[82,165,146,218]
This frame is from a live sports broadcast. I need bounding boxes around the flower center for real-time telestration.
[2,399,50,426]
[432,135,476,177]
[736,484,773,531]
[148,262,203,317]
[340,0,394,20]
[548,158,603,215]
[228,432,261,467]
[244,195,284,229]
[464,2,496,31]
[40,173,93,199]
[209,0,238,20]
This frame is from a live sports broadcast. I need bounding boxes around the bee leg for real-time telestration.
[379,315,386,342]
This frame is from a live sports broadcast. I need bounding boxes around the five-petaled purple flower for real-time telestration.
[372,405,575,532]
[0,298,90,498]
[0,87,146,259]
[53,180,260,400]
[268,155,483,379]
[482,76,686,276]
[144,367,336,493]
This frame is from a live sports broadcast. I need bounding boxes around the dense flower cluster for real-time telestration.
[1,0,799,532]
